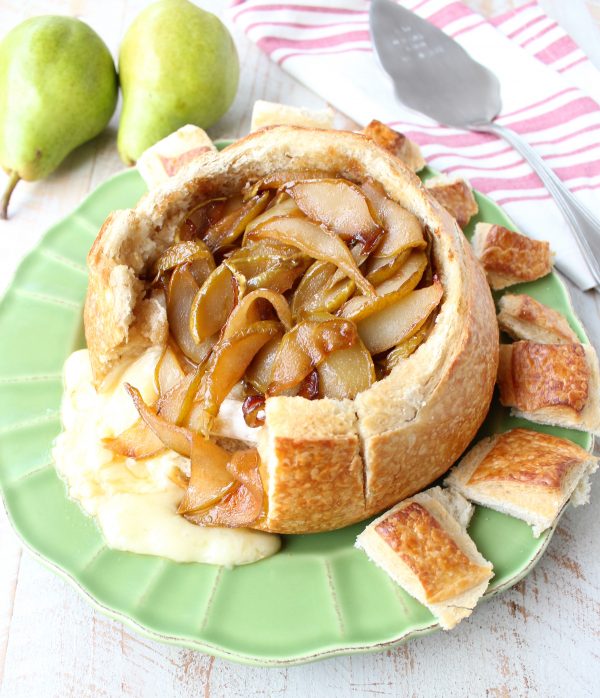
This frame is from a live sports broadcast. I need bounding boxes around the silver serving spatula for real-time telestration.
[370,0,600,291]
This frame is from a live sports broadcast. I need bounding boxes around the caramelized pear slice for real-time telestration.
[248,215,375,298]
[197,320,283,434]
[104,370,201,460]
[189,264,246,343]
[203,192,270,252]
[357,280,443,354]
[361,180,425,258]
[267,317,357,396]
[184,449,264,528]
[152,240,214,278]
[291,260,355,319]
[244,196,301,238]
[177,435,236,515]
[244,169,329,199]
[226,239,301,279]
[224,289,292,339]
[167,266,215,364]
[245,337,281,394]
[102,419,165,460]
[384,319,432,371]
[187,254,216,289]
[247,254,311,294]
[177,198,227,241]
[317,337,375,399]
[364,248,411,285]
[339,251,427,322]
[125,384,192,458]
[288,179,382,243]
[154,344,187,396]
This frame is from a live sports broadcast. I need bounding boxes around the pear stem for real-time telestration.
[1,172,21,220]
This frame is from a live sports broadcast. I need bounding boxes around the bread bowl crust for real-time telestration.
[84,126,498,533]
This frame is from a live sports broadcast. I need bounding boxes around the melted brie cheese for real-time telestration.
[53,349,280,566]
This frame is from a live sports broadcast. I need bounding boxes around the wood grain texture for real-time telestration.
[1,1,600,696]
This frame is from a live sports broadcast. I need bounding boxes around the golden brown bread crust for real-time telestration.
[497,294,579,344]
[425,176,479,229]
[468,428,583,490]
[85,126,498,533]
[498,342,589,415]
[362,120,426,172]
[445,428,598,535]
[375,501,492,603]
[472,223,553,290]
[357,203,498,515]
[356,487,493,628]
[256,396,365,533]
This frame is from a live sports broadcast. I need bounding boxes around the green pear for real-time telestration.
[118,0,239,165]
[0,16,118,218]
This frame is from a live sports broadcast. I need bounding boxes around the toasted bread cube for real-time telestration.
[356,487,493,630]
[137,125,216,189]
[497,341,600,435]
[250,100,335,131]
[446,429,598,536]
[497,294,579,344]
[472,223,553,290]
[425,175,478,229]
[363,119,426,172]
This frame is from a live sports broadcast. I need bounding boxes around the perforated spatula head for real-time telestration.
[370,0,502,128]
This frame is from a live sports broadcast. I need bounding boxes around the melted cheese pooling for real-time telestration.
[53,349,280,565]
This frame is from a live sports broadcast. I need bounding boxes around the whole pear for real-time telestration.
[0,16,118,218]
[118,0,239,165]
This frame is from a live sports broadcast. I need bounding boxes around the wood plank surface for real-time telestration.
[0,1,599,696]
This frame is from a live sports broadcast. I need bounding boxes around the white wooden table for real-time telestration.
[1,1,600,695]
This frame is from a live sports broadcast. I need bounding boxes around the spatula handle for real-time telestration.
[476,121,600,289]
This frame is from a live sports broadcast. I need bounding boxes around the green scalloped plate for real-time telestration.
[0,158,592,666]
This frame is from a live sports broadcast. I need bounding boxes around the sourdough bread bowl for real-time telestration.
[84,126,499,534]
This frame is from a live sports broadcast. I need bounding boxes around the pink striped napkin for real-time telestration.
[229,0,600,290]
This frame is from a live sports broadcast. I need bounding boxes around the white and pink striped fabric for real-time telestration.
[229,0,600,289]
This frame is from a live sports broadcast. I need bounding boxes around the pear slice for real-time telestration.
[385,319,432,371]
[154,344,187,395]
[196,320,283,434]
[177,435,236,515]
[102,419,165,460]
[167,266,215,364]
[339,251,427,322]
[125,384,192,457]
[248,215,375,297]
[361,180,425,258]
[357,280,443,355]
[183,449,264,528]
[244,195,300,237]
[152,240,214,278]
[317,338,375,399]
[224,288,292,339]
[247,254,311,294]
[291,260,355,319]
[288,179,382,247]
[227,239,302,279]
[364,249,411,285]
[189,264,246,342]
[245,337,281,395]
[203,192,270,252]
[267,317,356,396]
